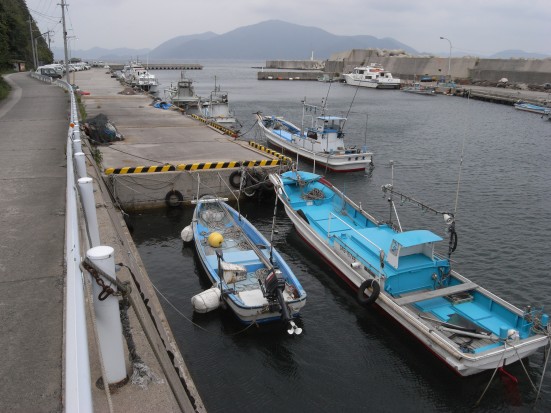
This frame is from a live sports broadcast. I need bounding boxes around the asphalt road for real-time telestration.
[0,72,68,412]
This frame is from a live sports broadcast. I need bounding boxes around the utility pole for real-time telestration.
[28,16,37,69]
[60,0,70,82]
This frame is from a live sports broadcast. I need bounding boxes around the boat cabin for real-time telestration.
[386,230,442,270]
[306,115,350,153]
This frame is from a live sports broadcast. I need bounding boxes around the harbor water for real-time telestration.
[129,62,551,412]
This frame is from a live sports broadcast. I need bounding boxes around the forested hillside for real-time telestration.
[0,0,53,71]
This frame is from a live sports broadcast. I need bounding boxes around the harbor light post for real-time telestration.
[440,36,452,82]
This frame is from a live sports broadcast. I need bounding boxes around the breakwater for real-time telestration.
[257,71,323,80]
[109,63,203,71]
[325,50,551,85]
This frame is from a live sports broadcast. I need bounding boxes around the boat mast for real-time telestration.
[382,183,457,259]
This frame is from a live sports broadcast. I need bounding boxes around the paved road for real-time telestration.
[0,72,68,412]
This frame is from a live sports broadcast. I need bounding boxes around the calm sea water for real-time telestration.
[129,62,551,412]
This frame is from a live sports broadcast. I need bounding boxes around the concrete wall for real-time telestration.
[325,49,551,84]
[105,167,280,211]
[266,60,325,70]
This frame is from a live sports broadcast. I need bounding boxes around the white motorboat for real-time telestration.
[121,61,159,93]
[343,63,401,89]
[256,102,373,173]
[198,78,237,125]
[164,71,200,113]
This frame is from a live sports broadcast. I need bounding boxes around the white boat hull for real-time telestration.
[258,123,372,173]
[195,250,306,323]
[343,75,401,89]
[279,196,548,376]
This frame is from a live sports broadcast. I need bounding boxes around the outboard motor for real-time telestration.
[263,270,302,335]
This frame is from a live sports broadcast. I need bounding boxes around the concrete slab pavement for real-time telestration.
[0,72,67,412]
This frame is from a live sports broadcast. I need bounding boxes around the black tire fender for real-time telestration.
[229,170,242,189]
[357,279,380,306]
[165,189,183,207]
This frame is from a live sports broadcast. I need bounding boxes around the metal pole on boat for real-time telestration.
[269,185,279,264]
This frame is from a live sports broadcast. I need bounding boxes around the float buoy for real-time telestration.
[191,287,222,313]
[357,279,380,306]
[180,225,193,242]
[208,232,224,247]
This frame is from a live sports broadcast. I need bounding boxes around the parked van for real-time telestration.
[36,67,62,79]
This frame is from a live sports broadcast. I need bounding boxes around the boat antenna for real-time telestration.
[382,183,457,258]
[364,113,369,148]
[342,84,360,132]
[322,81,332,116]
[269,186,279,264]
[453,95,470,214]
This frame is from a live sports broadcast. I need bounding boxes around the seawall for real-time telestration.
[325,50,551,84]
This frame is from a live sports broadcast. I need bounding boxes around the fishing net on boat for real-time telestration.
[302,188,325,200]
[199,202,250,250]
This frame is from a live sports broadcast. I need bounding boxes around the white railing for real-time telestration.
[57,79,94,412]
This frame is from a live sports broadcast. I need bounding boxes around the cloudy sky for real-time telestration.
[27,0,551,56]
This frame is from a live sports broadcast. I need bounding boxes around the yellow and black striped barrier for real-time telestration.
[104,164,176,175]
[176,160,281,171]
[190,114,238,138]
[104,160,284,175]
[248,141,293,163]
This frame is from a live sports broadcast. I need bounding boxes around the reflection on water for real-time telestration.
[130,62,551,413]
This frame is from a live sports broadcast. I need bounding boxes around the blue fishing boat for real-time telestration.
[401,82,437,96]
[513,101,550,115]
[269,170,550,374]
[188,196,306,334]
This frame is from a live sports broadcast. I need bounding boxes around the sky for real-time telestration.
[26,0,551,56]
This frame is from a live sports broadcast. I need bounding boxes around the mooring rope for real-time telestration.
[475,341,508,407]
[151,282,259,337]
[534,337,551,407]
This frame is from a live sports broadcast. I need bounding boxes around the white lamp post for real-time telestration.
[440,36,452,81]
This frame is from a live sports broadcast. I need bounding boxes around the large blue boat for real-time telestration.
[189,197,306,334]
[270,170,550,375]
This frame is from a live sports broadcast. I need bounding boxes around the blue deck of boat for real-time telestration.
[284,177,533,351]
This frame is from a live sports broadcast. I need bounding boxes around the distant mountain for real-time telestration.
[52,46,151,62]
[148,20,417,60]
[151,32,219,58]
[489,49,550,59]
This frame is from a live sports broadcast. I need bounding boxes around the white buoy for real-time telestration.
[191,287,222,313]
[180,225,193,242]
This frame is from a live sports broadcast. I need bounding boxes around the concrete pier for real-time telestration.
[0,72,204,412]
[257,71,323,81]
[75,69,280,210]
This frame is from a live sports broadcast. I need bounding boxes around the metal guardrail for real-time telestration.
[57,78,94,412]
[31,72,94,411]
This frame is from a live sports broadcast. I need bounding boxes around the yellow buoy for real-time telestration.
[207,232,224,247]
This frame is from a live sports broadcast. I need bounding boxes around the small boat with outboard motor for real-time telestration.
[269,169,550,375]
[256,101,373,173]
[513,101,550,116]
[401,82,437,96]
[182,196,306,334]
